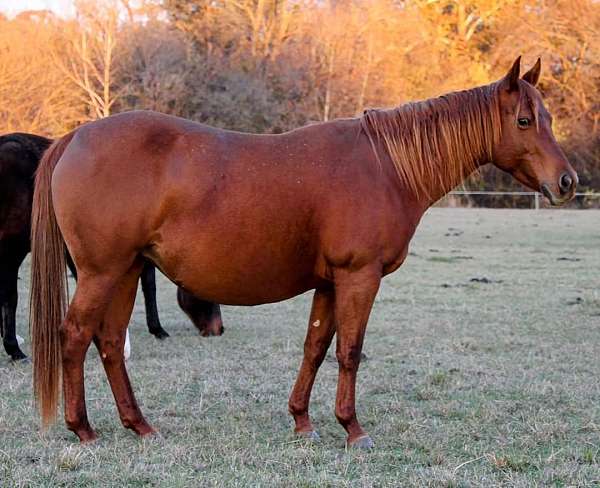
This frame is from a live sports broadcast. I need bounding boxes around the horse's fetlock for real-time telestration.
[335,406,356,426]
[65,413,87,432]
[288,399,306,417]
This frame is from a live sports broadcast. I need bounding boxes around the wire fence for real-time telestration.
[444,190,600,209]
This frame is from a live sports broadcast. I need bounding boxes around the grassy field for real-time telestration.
[1,208,599,487]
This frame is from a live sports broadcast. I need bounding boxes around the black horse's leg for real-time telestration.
[177,288,224,337]
[140,261,169,339]
[66,252,77,279]
[1,268,26,361]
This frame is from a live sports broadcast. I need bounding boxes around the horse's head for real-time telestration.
[492,57,577,206]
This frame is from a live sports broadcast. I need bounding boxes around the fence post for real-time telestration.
[534,192,539,210]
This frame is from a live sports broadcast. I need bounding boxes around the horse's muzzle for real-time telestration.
[540,172,577,207]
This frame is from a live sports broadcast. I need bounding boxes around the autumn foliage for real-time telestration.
[1,0,598,197]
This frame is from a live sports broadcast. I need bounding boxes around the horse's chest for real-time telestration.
[382,245,410,276]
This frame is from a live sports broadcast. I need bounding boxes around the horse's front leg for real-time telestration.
[333,266,381,449]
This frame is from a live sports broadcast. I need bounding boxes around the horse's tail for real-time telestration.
[30,130,77,428]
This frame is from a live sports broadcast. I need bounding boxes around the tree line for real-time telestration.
[1,0,598,203]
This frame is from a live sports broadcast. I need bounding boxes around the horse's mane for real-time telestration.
[360,82,508,198]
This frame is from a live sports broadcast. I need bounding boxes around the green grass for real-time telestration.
[2,208,600,487]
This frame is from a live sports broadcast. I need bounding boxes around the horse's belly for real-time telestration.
[146,226,320,306]
[180,270,316,306]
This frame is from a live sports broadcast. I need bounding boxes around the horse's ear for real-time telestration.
[502,56,521,92]
[522,58,541,87]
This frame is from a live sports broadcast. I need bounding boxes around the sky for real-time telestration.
[0,0,75,17]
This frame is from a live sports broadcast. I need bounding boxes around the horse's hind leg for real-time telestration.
[140,261,169,340]
[94,259,155,436]
[288,287,336,438]
[0,264,27,361]
[61,274,119,442]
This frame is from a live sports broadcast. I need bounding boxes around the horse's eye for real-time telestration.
[517,117,531,129]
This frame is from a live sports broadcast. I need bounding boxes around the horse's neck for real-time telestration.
[357,129,481,213]
[421,163,484,208]
[363,85,499,208]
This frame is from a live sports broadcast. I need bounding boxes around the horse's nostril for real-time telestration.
[559,173,573,194]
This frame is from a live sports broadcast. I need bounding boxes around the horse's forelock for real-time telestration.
[517,80,542,132]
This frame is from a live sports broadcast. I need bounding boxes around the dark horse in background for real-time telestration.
[30,57,577,447]
[0,133,223,361]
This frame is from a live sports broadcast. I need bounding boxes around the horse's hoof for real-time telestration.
[198,322,224,337]
[296,430,320,441]
[11,354,29,363]
[152,330,170,340]
[136,423,158,438]
[140,429,163,443]
[77,430,99,444]
[347,434,374,450]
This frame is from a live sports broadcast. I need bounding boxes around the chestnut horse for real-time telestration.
[30,57,576,447]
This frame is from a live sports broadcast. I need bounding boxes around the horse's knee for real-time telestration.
[336,345,362,371]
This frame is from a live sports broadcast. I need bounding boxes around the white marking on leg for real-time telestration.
[312,320,320,328]
[124,328,131,361]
